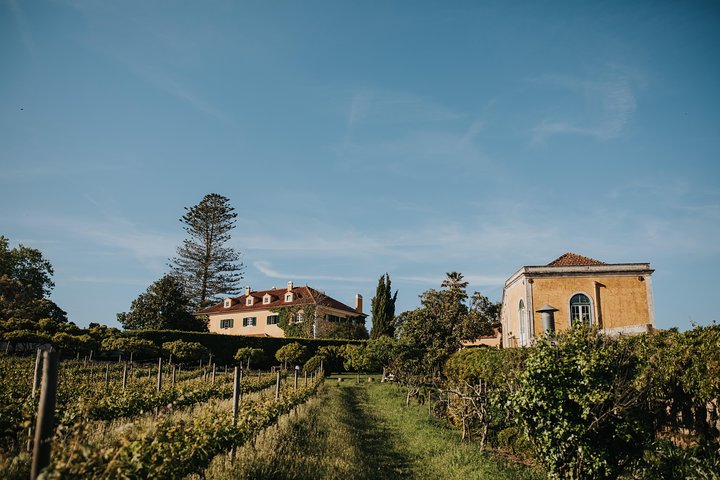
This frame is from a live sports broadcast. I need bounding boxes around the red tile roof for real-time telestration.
[197,285,363,317]
[547,252,606,267]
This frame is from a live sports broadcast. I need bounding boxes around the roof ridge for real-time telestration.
[548,252,606,266]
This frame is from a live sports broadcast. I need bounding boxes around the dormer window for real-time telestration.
[263,294,272,305]
[284,292,294,302]
[246,296,254,306]
[224,298,233,308]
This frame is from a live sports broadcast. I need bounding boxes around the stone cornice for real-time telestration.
[505,263,653,287]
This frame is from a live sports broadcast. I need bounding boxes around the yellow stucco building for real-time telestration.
[501,253,655,347]
[199,281,365,338]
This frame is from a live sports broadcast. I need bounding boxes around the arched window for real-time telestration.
[569,293,592,326]
[518,299,526,344]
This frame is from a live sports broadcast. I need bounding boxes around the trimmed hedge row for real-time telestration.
[123,329,364,367]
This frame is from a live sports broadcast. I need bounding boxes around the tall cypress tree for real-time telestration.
[170,193,244,308]
[370,273,398,339]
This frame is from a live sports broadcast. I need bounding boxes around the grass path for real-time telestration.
[200,378,542,479]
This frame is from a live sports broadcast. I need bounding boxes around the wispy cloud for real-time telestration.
[66,275,150,286]
[121,60,233,122]
[344,88,463,139]
[21,212,179,271]
[253,261,370,284]
[530,70,638,144]
[7,0,36,57]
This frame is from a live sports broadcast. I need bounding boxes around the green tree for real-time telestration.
[275,342,308,369]
[51,332,95,355]
[162,340,209,363]
[117,274,206,331]
[366,336,397,371]
[101,336,159,359]
[342,344,373,373]
[395,272,494,378]
[370,273,398,339]
[170,193,244,308]
[0,236,66,322]
[234,347,265,369]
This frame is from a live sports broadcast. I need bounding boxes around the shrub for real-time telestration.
[162,340,209,363]
[234,347,265,369]
[275,343,308,369]
[511,325,652,479]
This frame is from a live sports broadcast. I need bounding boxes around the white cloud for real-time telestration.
[253,261,370,284]
[530,70,638,144]
[344,88,463,139]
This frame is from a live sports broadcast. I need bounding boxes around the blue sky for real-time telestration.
[1,0,718,331]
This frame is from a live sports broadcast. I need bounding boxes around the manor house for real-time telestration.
[199,282,365,338]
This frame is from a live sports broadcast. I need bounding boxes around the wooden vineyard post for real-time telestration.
[212,363,216,385]
[304,371,307,387]
[230,366,241,463]
[104,363,110,388]
[294,366,299,390]
[275,370,281,401]
[156,357,163,392]
[130,351,134,365]
[31,348,42,398]
[27,348,43,452]
[171,365,177,389]
[122,363,128,391]
[30,350,59,480]
[232,367,241,422]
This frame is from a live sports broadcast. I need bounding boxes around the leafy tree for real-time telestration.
[275,342,308,369]
[394,272,498,380]
[101,336,159,359]
[51,332,94,354]
[162,340,209,363]
[370,273,398,339]
[366,335,397,371]
[0,236,66,322]
[117,274,206,331]
[234,347,265,369]
[2,329,52,350]
[170,193,244,308]
[342,344,372,372]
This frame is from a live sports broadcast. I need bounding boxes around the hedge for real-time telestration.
[123,329,364,368]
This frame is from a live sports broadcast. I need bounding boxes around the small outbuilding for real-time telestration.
[501,253,655,347]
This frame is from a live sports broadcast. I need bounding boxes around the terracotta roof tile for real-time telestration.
[197,285,363,317]
[547,252,606,267]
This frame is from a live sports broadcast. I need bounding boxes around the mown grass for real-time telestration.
[199,376,542,479]
[366,381,542,480]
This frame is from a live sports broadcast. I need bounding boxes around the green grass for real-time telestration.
[200,377,542,479]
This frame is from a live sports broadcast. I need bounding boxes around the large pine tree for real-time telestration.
[170,193,244,308]
[370,273,398,339]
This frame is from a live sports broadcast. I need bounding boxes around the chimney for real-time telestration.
[355,294,363,314]
[245,286,251,296]
[287,281,293,291]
